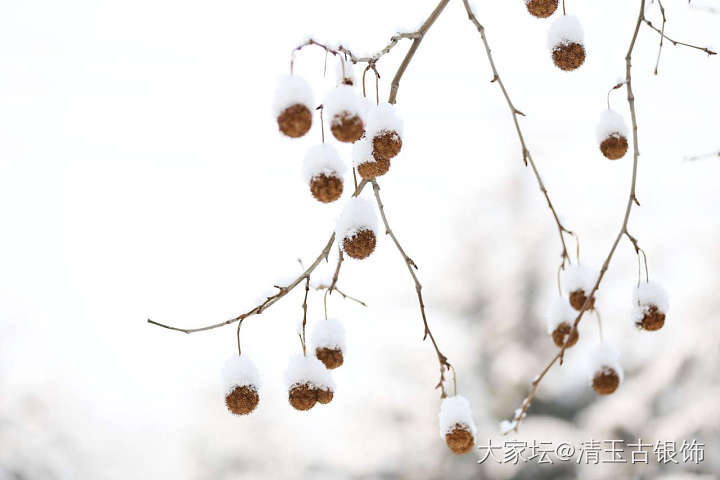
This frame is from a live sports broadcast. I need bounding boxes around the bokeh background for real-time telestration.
[1,0,719,478]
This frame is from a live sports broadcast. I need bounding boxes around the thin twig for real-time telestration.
[642,18,717,56]
[653,0,667,74]
[371,179,451,398]
[300,276,310,355]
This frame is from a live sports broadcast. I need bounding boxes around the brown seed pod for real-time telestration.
[357,156,390,180]
[343,229,377,260]
[315,388,334,405]
[372,131,402,160]
[569,289,595,311]
[331,112,364,143]
[526,0,558,18]
[600,134,629,160]
[552,42,586,71]
[288,383,317,411]
[315,347,344,370]
[225,385,259,416]
[277,104,312,138]
[592,367,620,395]
[551,322,579,348]
[445,423,475,455]
[637,305,665,331]
[310,174,343,203]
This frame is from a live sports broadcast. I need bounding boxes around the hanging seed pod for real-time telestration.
[438,395,477,455]
[221,355,261,415]
[285,355,335,411]
[352,137,391,180]
[324,85,365,143]
[302,144,346,203]
[335,197,379,260]
[525,0,558,19]
[548,15,586,71]
[545,296,580,348]
[632,281,670,331]
[597,110,630,160]
[274,75,314,138]
[366,103,404,161]
[312,318,346,370]
[587,342,624,395]
[562,264,599,311]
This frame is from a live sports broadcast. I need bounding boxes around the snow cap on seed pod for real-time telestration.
[545,296,579,348]
[311,318,346,369]
[632,280,669,331]
[302,144,346,203]
[285,354,336,411]
[596,110,630,160]
[335,197,379,260]
[547,14,586,71]
[562,264,599,311]
[273,75,314,138]
[336,57,356,86]
[352,137,390,180]
[587,342,624,395]
[324,85,365,143]
[524,0,559,19]
[438,395,477,455]
[366,102,404,161]
[221,355,261,415]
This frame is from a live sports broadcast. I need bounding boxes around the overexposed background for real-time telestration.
[1,0,719,478]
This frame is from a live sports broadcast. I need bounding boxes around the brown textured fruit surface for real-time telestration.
[277,104,312,138]
[316,347,344,369]
[445,424,475,455]
[225,385,259,415]
[551,322,579,348]
[600,134,629,160]
[592,368,620,395]
[288,384,317,411]
[638,305,665,331]
[569,289,595,311]
[357,156,390,180]
[343,229,377,259]
[330,112,364,143]
[372,131,402,160]
[310,174,343,203]
[552,42,586,71]
[315,388,334,405]
[527,0,558,18]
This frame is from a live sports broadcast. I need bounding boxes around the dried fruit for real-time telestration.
[330,111,365,143]
[552,42,586,71]
[551,322,579,348]
[600,134,629,160]
[315,347,344,370]
[592,367,620,395]
[569,289,595,311]
[310,174,343,203]
[372,131,402,160]
[445,424,475,455]
[225,385,259,415]
[343,229,377,259]
[526,0,558,18]
[289,383,318,411]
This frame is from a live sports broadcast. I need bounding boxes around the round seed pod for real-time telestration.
[221,355,261,416]
[366,103,404,161]
[597,110,630,160]
[274,75,314,138]
[525,0,558,18]
[312,318,346,369]
[632,281,669,331]
[302,144,346,204]
[353,138,390,180]
[335,197,379,260]
[324,85,365,143]
[288,383,317,411]
[545,296,580,348]
[587,342,623,395]
[548,15,586,71]
[315,387,334,404]
[562,264,599,311]
[315,347,344,369]
[438,396,477,455]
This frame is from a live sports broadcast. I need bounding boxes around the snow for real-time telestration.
[547,14,584,50]
[438,395,477,439]
[632,280,669,322]
[351,137,377,167]
[561,263,598,294]
[221,355,261,396]
[545,295,577,334]
[336,57,355,85]
[499,419,516,434]
[596,109,629,144]
[273,74,314,117]
[365,102,404,140]
[285,354,335,391]
[311,318,346,352]
[302,144,346,184]
[335,196,379,243]
[586,342,624,383]
[323,85,364,123]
